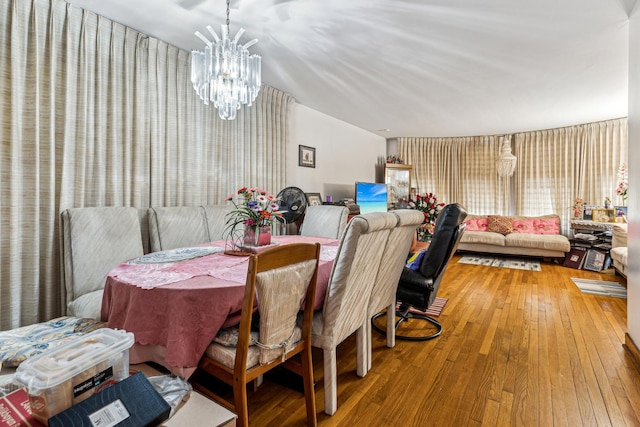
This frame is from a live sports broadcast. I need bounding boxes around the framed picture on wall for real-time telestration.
[306,193,322,206]
[299,145,316,168]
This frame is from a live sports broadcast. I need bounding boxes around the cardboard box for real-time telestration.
[13,328,134,424]
[48,372,170,427]
[0,388,46,427]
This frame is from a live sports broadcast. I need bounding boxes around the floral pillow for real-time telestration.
[533,217,560,234]
[486,215,514,235]
[465,217,488,231]
[511,218,536,233]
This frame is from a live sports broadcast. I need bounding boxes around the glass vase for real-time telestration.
[244,224,272,247]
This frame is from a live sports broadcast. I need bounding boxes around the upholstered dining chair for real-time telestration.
[299,205,350,239]
[147,206,211,252]
[191,243,321,427]
[309,211,397,415]
[373,203,467,341]
[362,209,424,374]
[61,207,144,320]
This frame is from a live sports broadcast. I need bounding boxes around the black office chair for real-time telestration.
[372,203,467,341]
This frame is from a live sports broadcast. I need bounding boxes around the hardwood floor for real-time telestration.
[201,255,640,426]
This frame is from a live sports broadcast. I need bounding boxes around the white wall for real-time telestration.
[628,3,640,345]
[288,103,386,201]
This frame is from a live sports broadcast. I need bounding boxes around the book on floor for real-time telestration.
[563,246,587,269]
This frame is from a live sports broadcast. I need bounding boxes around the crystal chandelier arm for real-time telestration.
[232,28,246,44]
[194,31,212,46]
[206,25,220,43]
[244,39,258,49]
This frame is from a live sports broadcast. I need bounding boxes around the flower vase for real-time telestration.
[244,224,272,247]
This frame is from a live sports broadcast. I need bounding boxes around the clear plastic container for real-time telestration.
[13,328,134,424]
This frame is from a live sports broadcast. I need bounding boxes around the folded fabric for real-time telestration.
[406,248,428,271]
[0,317,106,367]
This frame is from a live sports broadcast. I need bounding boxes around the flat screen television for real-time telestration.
[355,182,388,214]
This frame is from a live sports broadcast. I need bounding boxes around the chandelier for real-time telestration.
[496,135,517,177]
[190,0,261,120]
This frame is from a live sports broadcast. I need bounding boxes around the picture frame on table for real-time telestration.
[298,145,316,168]
[582,205,597,220]
[592,208,615,223]
[306,193,322,206]
[614,206,627,222]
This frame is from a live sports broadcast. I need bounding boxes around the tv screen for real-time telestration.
[355,182,388,214]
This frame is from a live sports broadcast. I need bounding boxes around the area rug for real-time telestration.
[397,297,448,317]
[571,278,627,298]
[458,255,542,272]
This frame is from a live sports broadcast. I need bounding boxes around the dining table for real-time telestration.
[100,235,340,379]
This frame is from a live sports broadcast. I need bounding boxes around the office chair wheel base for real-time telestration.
[371,310,442,341]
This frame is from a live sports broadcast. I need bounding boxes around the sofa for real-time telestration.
[457,214,571,258]
[611,223,628,277]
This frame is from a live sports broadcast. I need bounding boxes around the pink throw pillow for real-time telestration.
[465,217,488,231]
[533,217,560,234]
[511,219,535,233]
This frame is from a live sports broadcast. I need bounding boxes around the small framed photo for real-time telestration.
[582,205,597,220]
[298,145,316,168]
[614,206,627,222]
[306,193,322,206]
[592,208,615,223]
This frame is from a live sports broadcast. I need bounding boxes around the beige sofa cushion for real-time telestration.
[505,233,570,252]
[612,223,628,248]
[460,231,506,246]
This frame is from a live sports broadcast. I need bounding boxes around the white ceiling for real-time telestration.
[65,0,637,138]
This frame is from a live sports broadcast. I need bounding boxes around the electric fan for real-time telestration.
[276,187,308,234]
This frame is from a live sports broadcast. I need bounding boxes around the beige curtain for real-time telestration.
[0,0,293,329]
[398,136,503,214]
[399,118,627,236]
[513,118,627,234]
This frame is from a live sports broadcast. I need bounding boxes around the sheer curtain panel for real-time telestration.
[398,118,627,236]
[0,0,292,329]
[398,136,504,215]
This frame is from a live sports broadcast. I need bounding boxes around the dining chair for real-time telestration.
[202,204,234,240]
[309,211,397,415]
[191,243,321,427]
[147,206,210,252]
[362,209,424,374]
[61,207,144,320]
[299,205,350,239]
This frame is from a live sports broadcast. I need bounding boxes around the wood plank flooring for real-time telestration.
[198,255,640,426]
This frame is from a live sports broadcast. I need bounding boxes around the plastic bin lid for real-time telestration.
[14,328,134,391]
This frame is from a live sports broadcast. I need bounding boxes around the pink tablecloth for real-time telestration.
[101,236,339,378]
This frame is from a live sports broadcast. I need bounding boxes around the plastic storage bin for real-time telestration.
[13,328,134,424]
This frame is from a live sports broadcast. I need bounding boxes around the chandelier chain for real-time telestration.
[226,0,230,28]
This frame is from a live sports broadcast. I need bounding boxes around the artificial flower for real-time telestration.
[408,192,445,241]
[224,187,284,236]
